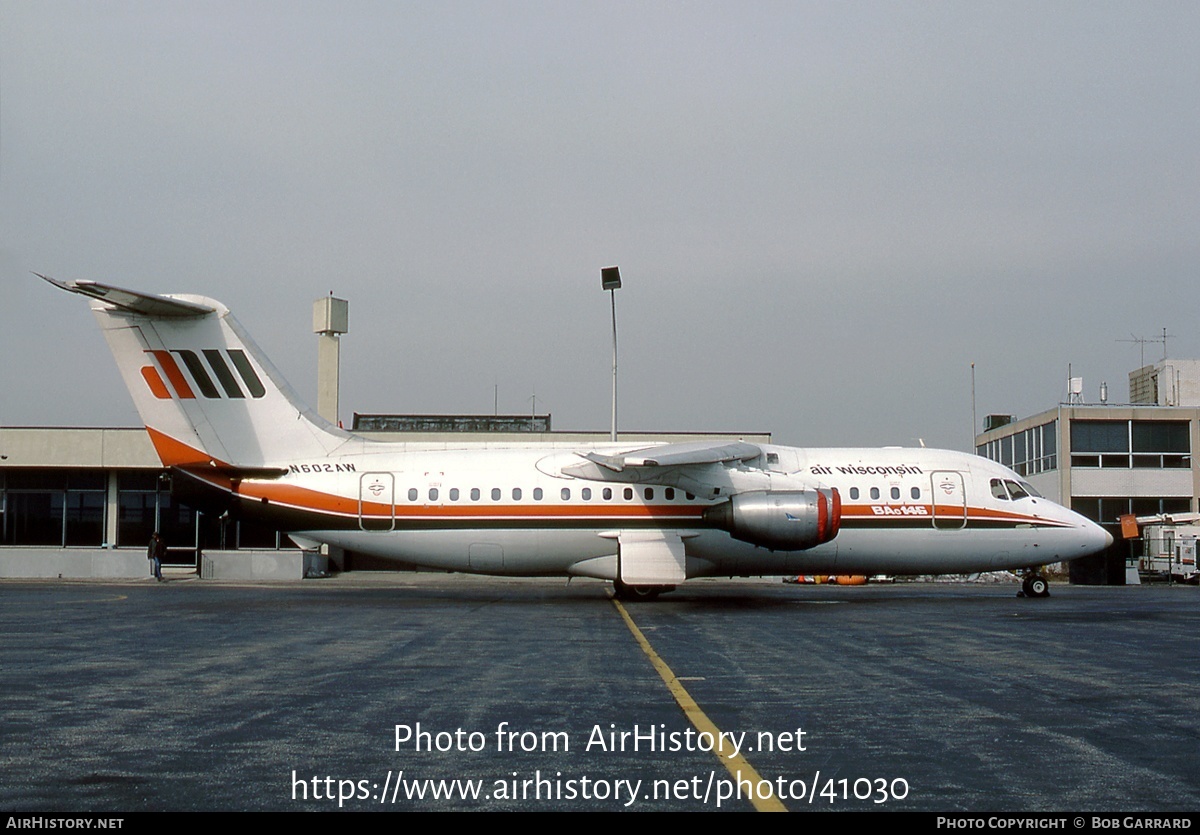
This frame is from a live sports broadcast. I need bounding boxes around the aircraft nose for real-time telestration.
[1083,518,1113,553]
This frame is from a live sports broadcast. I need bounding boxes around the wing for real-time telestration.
[579,440,763,472]
[560,440,766,494]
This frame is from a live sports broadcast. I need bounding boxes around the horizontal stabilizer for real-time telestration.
[175,464,291,480]
[36,274,213,317]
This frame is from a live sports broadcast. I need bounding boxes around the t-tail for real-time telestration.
[40,276,349,469]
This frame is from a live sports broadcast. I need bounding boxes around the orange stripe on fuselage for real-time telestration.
[839,503,1065,527]
[234,479,710,521]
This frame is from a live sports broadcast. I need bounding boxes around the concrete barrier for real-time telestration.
[0,549,148,579]
[200,550,327,580]
[0,548,325,580]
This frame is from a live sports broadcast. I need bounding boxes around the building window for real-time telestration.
[981,420,1058,474]
[1071,419,1192,469]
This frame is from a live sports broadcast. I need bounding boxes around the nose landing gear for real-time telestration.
[1018,573,1050,598]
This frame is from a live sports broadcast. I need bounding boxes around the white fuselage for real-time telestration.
[234,442,1111,579]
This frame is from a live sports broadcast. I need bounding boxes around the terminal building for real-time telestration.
[975,358,1200,584]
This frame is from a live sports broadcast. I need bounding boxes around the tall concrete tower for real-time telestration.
[313,294,349,424]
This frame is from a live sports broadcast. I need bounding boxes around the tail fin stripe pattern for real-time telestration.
[174,350,221,399]
[227,350,266,397]
[140,366,172,399]
[148,350,196,399]
[202,349,245,398]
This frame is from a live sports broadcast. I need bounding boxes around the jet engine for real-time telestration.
[703,488,841,551]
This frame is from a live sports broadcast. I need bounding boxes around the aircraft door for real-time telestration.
[359,472,395,532]
[930,471,966,530]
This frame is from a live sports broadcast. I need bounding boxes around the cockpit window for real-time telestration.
[990,478,1010,500]
[1005,480,1030,500]
[1018,480,1041,498]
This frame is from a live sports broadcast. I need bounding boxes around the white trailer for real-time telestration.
[1129,514,1200,583]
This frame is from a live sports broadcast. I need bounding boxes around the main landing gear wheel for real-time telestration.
[1019,574,1050,599]
[612,580,673,601]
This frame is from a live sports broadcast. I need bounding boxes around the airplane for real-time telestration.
[42,275,1112,600]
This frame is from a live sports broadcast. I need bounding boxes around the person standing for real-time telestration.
[148,531,165,582]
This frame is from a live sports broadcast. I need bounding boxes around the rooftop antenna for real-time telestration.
[1118,330,1168,367]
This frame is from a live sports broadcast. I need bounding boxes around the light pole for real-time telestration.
[601,266,621,442]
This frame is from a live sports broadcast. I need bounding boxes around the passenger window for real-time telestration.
[512,488,522,500]
[890,487,900,500]
[645,487,655,500]
[407,488,418,501]
[561,487,570,501]
[911,486,920,500]
[470,488,480,501]
[582,487,592,500]
[685,492,695,501]
[850,487,860,500]
[603,487,612,500]
[449,488,459,501]
[491,488,501,501]
[665,488,675,500]
[533,487,543,501]
[624,487,633,500]
[428,488,438,501]
[990,479,1009,500]
[870,487,880,500]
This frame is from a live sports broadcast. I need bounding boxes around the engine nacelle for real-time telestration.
[703,488,841,551]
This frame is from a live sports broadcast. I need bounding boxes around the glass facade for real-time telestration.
[0,467,294,561]
[977,420,1057,475]
[2,470,107,547]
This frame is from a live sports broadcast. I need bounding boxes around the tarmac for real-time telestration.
[2,573,1198,812]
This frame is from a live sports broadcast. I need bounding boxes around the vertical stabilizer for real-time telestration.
[43,277,349,467]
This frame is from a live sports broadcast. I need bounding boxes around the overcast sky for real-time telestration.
[2,1,1197,450]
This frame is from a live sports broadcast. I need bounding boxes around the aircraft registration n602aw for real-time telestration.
[43,276,1111,599]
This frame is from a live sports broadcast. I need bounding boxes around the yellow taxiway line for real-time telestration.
[611,597,788,812]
